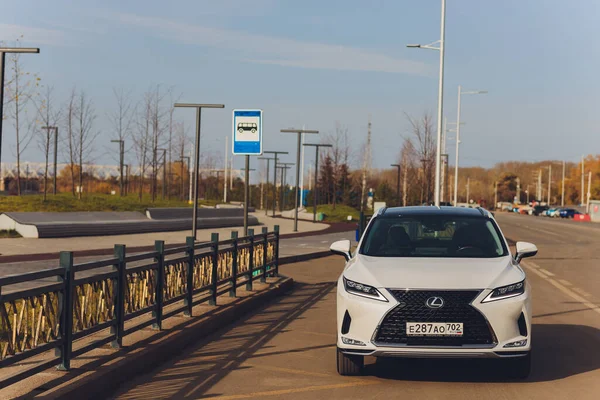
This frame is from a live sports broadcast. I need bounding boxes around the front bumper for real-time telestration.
[337,280,532,359]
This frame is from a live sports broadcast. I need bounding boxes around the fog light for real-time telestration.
[504,339,527,348]
[342,337,366,346]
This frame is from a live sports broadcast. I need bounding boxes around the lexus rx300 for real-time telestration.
[330,206,537,378]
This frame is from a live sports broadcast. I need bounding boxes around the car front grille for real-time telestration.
[374,290,496,347]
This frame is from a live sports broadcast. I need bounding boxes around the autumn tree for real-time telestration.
[36,85,60,200]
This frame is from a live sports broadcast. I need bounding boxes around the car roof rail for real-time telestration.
[377,207,387,216]
[478,207,488,217]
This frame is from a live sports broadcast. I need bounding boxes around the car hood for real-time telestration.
[344,255,523,290]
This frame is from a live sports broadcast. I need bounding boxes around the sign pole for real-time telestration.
[244,155,250,235]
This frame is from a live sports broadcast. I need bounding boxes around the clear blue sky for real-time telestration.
[2,0,599,179]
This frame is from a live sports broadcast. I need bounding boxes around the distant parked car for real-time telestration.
[531,205,549,216]
[548,208,563,218]
[559,208,582,219]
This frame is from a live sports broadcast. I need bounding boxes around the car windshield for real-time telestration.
[360,215,508,258]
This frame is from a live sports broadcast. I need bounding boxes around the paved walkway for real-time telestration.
[0,213,329,257]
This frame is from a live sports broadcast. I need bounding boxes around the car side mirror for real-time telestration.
[515,241,538,263]
[330,239,352,261]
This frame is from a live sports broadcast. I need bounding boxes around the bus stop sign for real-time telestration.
[232,109,262,155]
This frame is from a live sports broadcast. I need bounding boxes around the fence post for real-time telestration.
[153,241,165,329]
[112,244,126,349]
[230,231,238,297]
[247,229,254,291]
[184,237,195,316]
[210,233,219,306]
[261,227,268,282]
[274,225,280,277]
[57,251,74,371]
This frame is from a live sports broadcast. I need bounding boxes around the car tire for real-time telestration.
[505,352,531,379]
[336,347,364,376]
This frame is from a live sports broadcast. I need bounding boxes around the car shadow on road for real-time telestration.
[111,281,337,399]
[368,324,600,383]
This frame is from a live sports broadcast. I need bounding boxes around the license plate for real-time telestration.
[406,322,463,336]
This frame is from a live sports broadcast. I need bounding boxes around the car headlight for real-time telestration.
[343,277,388,302]
[482,280,525,303]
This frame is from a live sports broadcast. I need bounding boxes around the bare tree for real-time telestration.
[75,91,98,199]
[64,87,78,195]
[108,87,134,196]
[133,92,153,201]
[147,86,170,202]
[324,121,351,209]
[175,121,190,200]
[399,138,418,206]
[4,39,40,195]
[36,85,60,200]
[406,112,435,204]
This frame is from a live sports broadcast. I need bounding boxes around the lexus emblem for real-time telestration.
[425,297,444,309]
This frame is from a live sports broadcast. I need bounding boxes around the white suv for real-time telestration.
[330,206,537,378]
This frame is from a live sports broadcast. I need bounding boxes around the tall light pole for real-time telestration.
[279,162,295,213]
[264,150,289,217]
[548,165,552,205]
[391,164,401,207]
[111,139,125,196]
[407,0,446,206]
[304,143,332,222]
[452,86,487,205]
[42,126,58,195]
[0,47,39,179]
[258,156,274,215]
[174,103,224,240]
[157,148,167,199]
[281,128,319,231]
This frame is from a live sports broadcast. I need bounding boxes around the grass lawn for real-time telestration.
[0,193,219,213]
[305,204,360,223]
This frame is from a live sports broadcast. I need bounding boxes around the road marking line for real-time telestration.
[558,279,572,286]
[526,261,540,269]
[523,261,600,316]
[538,268,555,277]
[208,381,379,399]
[572,287,593,298]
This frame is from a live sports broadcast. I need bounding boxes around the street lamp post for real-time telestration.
[257,157,274,216]
[42,126,58,195]
[174,103,225,240]
[111,139,125,196]
[453,86,487,205]
[391,164,401,207]
[180,156,190,201]
[0,47,39,179]
[124,164,129,195]
[407,0,446,206]
[281,129,319,232]
[264,151,289,217]
[279,162,295,213]
[303,143,332,222]
[157,148,167,199]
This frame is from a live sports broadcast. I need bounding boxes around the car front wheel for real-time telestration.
[504,352,531,379]
[336,347,364,376]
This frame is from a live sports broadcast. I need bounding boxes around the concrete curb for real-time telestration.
[37,277,294,400]
[278,250,332,265]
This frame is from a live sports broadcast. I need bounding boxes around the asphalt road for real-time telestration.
[111,213,600,400]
